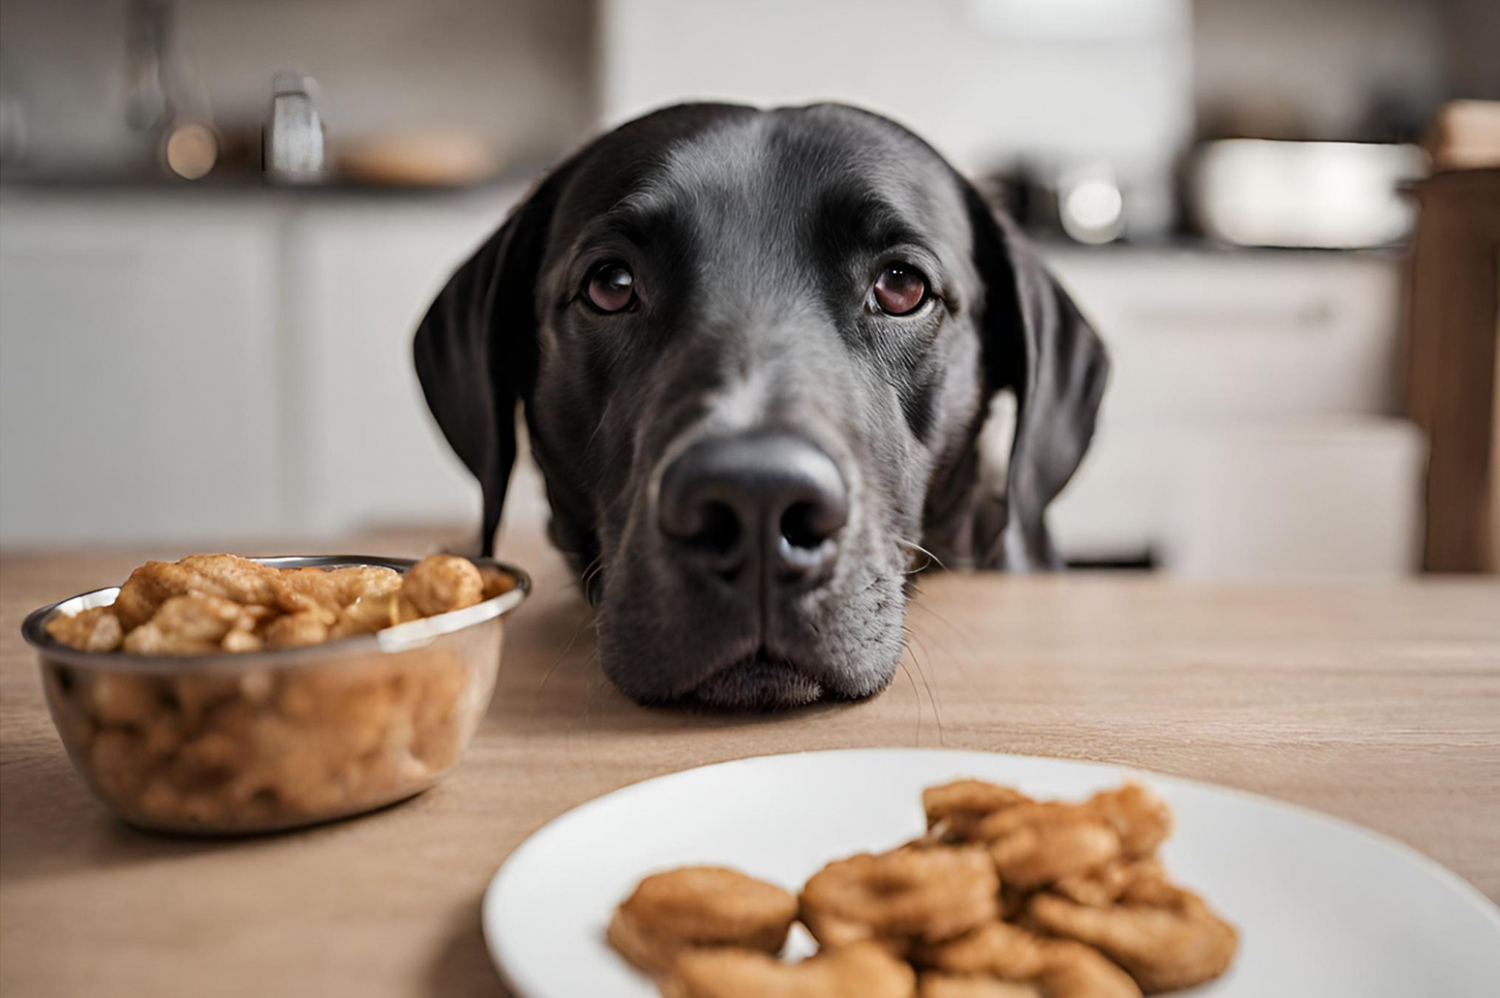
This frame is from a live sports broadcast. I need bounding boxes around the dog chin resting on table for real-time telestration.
[414,102,1108,710]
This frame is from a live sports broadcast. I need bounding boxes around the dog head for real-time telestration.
[415,103,1106,708]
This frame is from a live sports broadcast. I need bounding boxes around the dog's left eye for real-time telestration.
[585,262,638,313]
[872,263,927,316]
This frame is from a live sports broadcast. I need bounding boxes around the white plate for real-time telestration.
[483,748,1500,997]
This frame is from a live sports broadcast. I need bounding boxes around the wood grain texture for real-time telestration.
[2,530,1498,998]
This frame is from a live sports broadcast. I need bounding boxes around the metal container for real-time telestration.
[264,72,325,183]
[1189,139,1427,248]
[22,555,528,835]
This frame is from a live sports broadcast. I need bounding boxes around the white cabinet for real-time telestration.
[287,197,518,537]
[1045,247,1403,419]
[0,195,282,544]
[0,186,524,546]
[1039,246,1425,578]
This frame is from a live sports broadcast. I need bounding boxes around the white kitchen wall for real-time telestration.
[1192,0,1447,136]
[599,0,1194,178]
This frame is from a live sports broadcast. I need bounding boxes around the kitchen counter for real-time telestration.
[2,529,1498,996]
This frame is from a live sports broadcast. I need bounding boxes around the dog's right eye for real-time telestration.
[585,263,638,313]
[872,263,928,316]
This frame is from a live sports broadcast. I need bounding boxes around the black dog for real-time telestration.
[414,103,1106,709]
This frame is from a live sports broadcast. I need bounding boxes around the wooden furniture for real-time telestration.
[1405,167,1500,571]
[2,529,1498,996]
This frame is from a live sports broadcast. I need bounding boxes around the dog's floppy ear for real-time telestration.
[963,184,1109,570]
[413,170,569,556]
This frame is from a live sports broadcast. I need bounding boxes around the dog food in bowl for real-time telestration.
[23,553,528,834]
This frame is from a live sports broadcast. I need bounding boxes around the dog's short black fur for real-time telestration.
[415,103,1107,709]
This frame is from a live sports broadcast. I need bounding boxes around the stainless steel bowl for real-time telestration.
[22,555,529,835]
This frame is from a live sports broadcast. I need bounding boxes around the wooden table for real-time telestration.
[3,530,1498,997]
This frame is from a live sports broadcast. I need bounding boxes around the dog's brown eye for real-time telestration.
[873,264,927,316]
[586,263,637,313]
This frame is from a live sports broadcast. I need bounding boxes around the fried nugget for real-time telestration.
[1051,858,1165,908]
[1086,784,1173,860]
[88,727,151,803]
[919,973,1042,998]
[276,665,398,762]
[263,609,335,649]
[607,867,798,976]
[46,605,124,652]
[957,784,1172,891]
[478,564,516,601]
[330,565,403,602]
[221,629,264,653]
[123,593,244,655]
[407,654,470,768]
[913,922,1141,998]
[272,565,402,615]
[114,555,279,631]
[332,591,403,637]
[1027,875,1237,994]
[662,941,916,998]
[799,845,999,953]
[400,555,485,618]
[984,810,1121,891]
[88,672,159,726]
[924,780,1033,841]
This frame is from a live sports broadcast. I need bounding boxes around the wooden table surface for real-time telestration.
[3,530,1498,997]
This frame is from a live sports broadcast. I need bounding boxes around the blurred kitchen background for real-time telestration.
[1,0,1497,579]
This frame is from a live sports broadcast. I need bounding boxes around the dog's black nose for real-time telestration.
[657,431,847,585]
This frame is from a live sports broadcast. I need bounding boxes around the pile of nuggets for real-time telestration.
[48,552,514,655]
[42,553,514,828]
[609,780,1237,997]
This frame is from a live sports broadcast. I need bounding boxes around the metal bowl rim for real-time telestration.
[21,554,530,673]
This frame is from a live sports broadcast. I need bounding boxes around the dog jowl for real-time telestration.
[414,103,1107,709]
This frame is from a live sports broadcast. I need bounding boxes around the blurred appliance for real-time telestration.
[1056,164,1127,245]
[265,73,325,183]
[1189,140,1426,248]
[984,160,1172,245]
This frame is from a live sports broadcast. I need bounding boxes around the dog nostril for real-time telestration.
[692,500,741,556]
[780,501,832,550]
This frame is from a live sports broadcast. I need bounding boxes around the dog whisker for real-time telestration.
[568,651,609,742]
[897,655,923,745]
[579,557,609,607]
[905,603,982,697]
[895,537,946,574]
[528,603,599,717]
[902,627,948,748]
